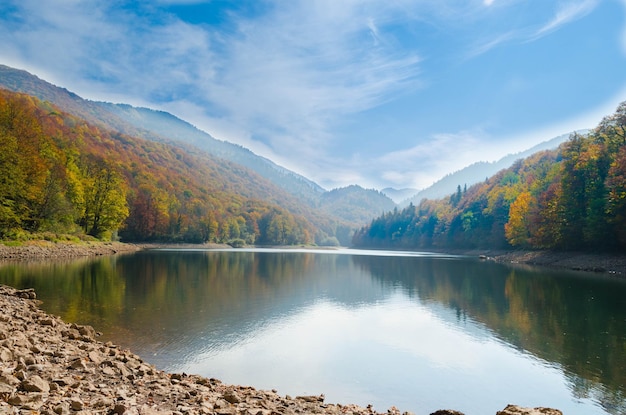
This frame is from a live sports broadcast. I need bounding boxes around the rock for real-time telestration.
[223,390,242,404]
[0,382,15,394]
[15,288,36,299]
[88,350,102,364]
[296,394,324,403]
[8,392,44,410]
[20,375,50,393]
[0,346,12,362]
[70,398,84,411]
[112,403,127,414]
[496,404,563,415]
[54,402,71,414]
[0,283,565,415]
[430,411,465,415]
[76,324,96,339]
[40,317,56,327]
[68,357,87,370]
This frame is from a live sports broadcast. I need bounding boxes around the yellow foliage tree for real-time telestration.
[505,191,532,247]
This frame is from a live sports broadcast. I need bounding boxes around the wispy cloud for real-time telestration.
[465,31,516,59]
[199,1,423,154]
[622,0,626,53]
[373,130,490,189]
[0,0,620,192]
[466,0,601,58]
[532,0,600,40]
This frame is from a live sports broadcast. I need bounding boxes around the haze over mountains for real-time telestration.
[400,132,583,207]
[0,64,582,238]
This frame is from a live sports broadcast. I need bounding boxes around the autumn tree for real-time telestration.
[80,157,129,239]
[505,191,532,247]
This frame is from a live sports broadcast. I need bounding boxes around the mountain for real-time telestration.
[319,185,396,225]
[380,187,418,204]
[353,101,626,252]
[99,103,326,204]
[402,132,580,206]
[0,65,324,205]
[0,88,317,244]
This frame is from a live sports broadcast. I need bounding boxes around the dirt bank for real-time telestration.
[0,241,142,261]
[4,242,623,278]
[486,250,626,276]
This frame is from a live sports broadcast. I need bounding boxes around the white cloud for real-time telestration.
[532,0,599,39]
[198,1,422,154]
[372,130,489,189]
[467,0,601,58]
[1,0,622,193]
[465,31,515,59]
[622,0,626,53]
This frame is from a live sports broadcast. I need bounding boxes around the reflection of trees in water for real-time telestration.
[2,251,625,413]
[0,251,388,362]
[0,256,127,326]
[351,255,626,414]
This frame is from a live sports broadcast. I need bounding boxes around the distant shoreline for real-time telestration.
[488,250,626,277]
[1,241,625,277]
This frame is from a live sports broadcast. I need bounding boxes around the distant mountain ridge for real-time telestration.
[0,64,395,237]
[0,64,324,205]
[100,103,326,204]
[1,64,587,234]
[402,132,583,206]
[320,185,396,224]
[381,187,418,204]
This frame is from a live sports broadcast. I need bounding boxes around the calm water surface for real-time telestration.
[1,248,625,415]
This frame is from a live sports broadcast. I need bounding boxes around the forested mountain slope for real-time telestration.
[0,65,324,205]
[0,64,390,231]
[403,133,576,206]
[319,185,396,225]
[100,103,326,204]
[0,89,318,245]
[353,102,626,252]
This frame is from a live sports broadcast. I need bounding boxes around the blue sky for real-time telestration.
[1,0,625,191]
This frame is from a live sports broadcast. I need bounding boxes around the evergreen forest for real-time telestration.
[353,102,626,252]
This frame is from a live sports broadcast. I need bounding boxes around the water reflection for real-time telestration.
[0,249,625,415]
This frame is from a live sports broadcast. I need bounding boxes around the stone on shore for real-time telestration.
[496,404,563,415]
[0,284,562,415]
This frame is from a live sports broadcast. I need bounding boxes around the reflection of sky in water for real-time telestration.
[180,292,605,415]
[2,248,623,415]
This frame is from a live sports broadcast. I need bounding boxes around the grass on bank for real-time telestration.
[0,229,100,247]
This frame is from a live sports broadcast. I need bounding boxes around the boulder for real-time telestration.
[497,404,563,415]
[20,375,50,393]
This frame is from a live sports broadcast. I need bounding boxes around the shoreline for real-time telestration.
[1,241,625,277]
[0,284,390,415]
[0,284,562,415]
[0,243,568,415]
[485,250,626,276]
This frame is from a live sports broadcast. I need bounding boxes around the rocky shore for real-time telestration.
[0,284,387,415]
[488,250,626,276]
[0,243,572,414]
[0,285,563,415]
[0,242,142,261]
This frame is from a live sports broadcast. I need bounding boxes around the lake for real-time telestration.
[0,248,625,415]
